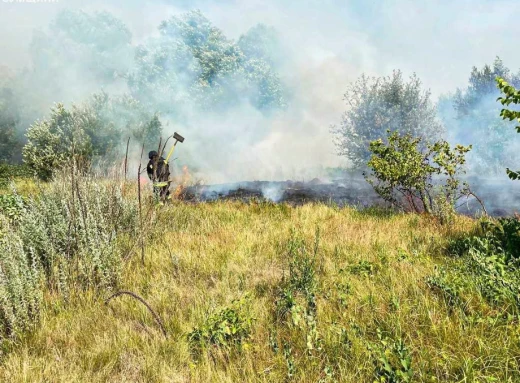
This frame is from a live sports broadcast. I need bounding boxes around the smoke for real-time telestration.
[1,0,520,189]
[165,56,355,183]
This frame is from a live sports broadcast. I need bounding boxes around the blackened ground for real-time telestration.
[181,176,520,217]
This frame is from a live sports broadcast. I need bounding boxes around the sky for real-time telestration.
[2,0,519,97]
[1,0,519,181]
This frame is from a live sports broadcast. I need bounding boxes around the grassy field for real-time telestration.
[0,177,519,382]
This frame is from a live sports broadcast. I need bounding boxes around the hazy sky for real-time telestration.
[1,0,519,97]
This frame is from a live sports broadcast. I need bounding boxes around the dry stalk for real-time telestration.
[466,187,488,217]
[122,136,131,195]
[138,144,145,265]
[104,290,167,338]
[122,201,156,261]
[124,136,130,181]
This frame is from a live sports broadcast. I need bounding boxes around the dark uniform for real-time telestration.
[146,151,171,201]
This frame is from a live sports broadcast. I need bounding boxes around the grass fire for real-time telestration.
[1,1,520,382]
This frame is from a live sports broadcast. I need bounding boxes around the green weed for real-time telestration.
[369,329,413,383]
[0,194,26,223]
[187,295,254,356]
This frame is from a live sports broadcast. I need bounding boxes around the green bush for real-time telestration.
[22,97,163,181]
[496,77,520,180]
[22,103,93,181]
[444,217,520,312]
[481,218,520,261]
[0,171,137,342]
[0,194,26,222]
[19,171,138,293]
[365,129,472,223]
[368,329,413,383]
[0,216,43,339]
[426,271,466,313]
[333,70,443,168]
[0,163,33,188]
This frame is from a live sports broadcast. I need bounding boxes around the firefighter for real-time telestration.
[146,150,171,202]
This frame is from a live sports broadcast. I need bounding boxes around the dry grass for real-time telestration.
[0,192,518,382]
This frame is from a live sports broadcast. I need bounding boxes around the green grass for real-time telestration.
[0,192,519,382]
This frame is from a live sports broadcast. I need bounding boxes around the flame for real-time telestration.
[173,165,192,199]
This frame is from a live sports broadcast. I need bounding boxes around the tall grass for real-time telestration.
[0,183,519,382]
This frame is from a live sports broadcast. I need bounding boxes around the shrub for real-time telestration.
[0,216,43,339]
[0,163,33,188]
[18,170,137,293]
[444,217,520,312]
[425,271,466,313]
[496,77,520,180]
[0,194,26,223]
[332,70,443,168]
[465,241,520,310]
[22,103,93,181]
[364,130,473,222]
[0,170,137,342]
[22,97,163,181]
[481,217,520,261]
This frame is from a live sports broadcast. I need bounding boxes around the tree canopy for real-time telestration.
[0,9,289,164]
[22,94,162,179]
[0,87,21,162]
[440,57,520,175]
[333,70,443,168]
[496,77,520,180]
[127,10,286,116]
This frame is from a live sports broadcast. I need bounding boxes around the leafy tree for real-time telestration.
[14,9,134,126]
[455,57,520,116]
[365,130,473,222]
[87,93,162,158]
[496,77,520,180]
[0,124,18,162]
[333,70,444,168]
[23,103,93,180]
[238,24,283,67]
[159,10,242,88]
[23,95,163,180]
[128,10,286,114]
[440,57,520,175]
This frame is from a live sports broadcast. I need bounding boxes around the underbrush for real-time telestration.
[0,170,137,343]
[0,194,26,222]
[0,217,42,339]
[0,163,33,189]
[188,294,254,359]
[435,217,520,315]
[1,189,519,382]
